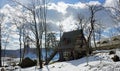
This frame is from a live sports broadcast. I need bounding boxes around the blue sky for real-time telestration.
[0,0,105,7]
[54,0,105,4]
[0,0,8,7]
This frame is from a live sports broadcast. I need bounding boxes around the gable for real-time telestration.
[59,29,86,48]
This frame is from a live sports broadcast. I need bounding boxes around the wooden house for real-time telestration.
[59,29,87,61]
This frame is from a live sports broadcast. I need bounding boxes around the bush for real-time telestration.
[112,55,120,62]
[19,57,37,68]
[102,40,109,44]
[109,50,115,55]
[1,68,5,71]
[97,41,100,44]
[113,38,119,41]
[34,60,37,64]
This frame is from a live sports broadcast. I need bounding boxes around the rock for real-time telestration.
[109,50,115,55]
[112,55,120,62]
[19,57,37,68]
[1,68,5,71]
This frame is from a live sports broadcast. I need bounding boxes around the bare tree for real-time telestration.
[2,33,10,66]
[76,14,88,30]
[12,0,49,68]
[10,13,27,63]
[84,4,103,66]
[22,27,29,59]
[87,4,103,49]
[11,21,23,63]
[58,23,64,61]
[96,24,103,47]
[18,26,22,63]
[106,0,120,35]
[0,13,5,67]
[107,0,120,22]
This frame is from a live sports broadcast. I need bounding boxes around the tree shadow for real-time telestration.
[39,66,50,71]
[46,66,50,71]
[66,55,101,66]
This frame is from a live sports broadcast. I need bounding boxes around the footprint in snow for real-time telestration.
[51,66,55,68]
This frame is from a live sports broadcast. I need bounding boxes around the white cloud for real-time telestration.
[87,1,101,5]
[104,0,118,7]
[47,1,115,32]
[48,2,68,14]
[60,16,77,31]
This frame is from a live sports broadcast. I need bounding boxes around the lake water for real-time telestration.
[2,48,59,61]
[41,49,59,61]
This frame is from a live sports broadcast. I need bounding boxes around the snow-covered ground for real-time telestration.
[1,49,120,71]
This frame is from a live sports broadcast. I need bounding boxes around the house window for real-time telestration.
[63,38,71,45]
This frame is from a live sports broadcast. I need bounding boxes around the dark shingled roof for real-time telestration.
[60,29,85,49]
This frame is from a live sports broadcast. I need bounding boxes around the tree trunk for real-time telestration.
[33,10,43,68]
[22,29,26,60]
[45,50,57,65]
[93,30,97,50]
[59,51,64,61]
[45,20,48,65]
[22,41,26,60]
[36,39,42,68]
[0,23,2,67]
[19,29,22,63]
